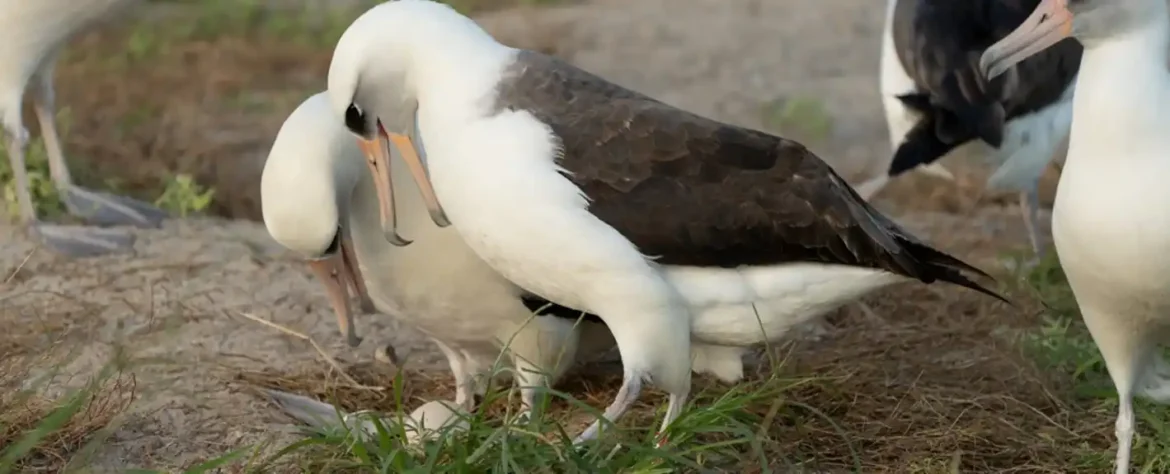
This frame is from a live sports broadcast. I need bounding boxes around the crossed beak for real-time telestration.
[980,0,1074,81]
[306,231,374,347]
[356,122,451,247]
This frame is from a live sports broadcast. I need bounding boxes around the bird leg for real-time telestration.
[655,391,688,448]
[4,119,135,257]
[573,373,643,444]
[1000,184,1046,274]
[461,348,490,405]
[1019,184,1046,259]
[5,123,36,224]
[433,340,477,411]
[1115,392,1135,474]
[30,68,167,229]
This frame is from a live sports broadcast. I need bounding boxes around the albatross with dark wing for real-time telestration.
[1,0,167,257]
[859,0,1081,260]
[325,0,1006,445]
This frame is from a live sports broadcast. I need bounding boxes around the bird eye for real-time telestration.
[345,103,372,138]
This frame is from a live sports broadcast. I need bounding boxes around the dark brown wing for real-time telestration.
[492,52,1004,303]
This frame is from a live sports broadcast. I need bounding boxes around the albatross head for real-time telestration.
[326,0,498,246]
[980,0,1161,79]
[261,92,373,348]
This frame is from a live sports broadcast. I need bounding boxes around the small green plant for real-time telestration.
[0,139,67,222]
[153,174,215,217]
[760,96,834,145]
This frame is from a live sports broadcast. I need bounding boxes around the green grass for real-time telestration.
[1012,252,1170,473]
[1,361,819,472]
[153,174,215,218]
[760,96,834,146]
[241,366,819,473]
[16,249,1170,472]
[0,352,136,474]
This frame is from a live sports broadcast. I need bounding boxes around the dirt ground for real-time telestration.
[1,0,1089,471]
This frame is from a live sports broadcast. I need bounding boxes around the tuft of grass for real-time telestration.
[0,355,137,473]
[760,96,834,146]
[1012,252,1170,473]
[153,174,215,217]
[248,364,817,473]
[0,139,65,222]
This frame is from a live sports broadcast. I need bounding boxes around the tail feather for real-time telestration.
[888,116,967,176]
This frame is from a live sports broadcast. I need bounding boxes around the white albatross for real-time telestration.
[325,0,1006,445]
[980,0,1170,472]
[1,0,167,257]
[261,92,621,413]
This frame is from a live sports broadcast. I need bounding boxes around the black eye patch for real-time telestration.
[345,103,372,138]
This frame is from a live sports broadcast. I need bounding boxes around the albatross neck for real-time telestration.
[1071,10,1170,151]
[406,33,514,125]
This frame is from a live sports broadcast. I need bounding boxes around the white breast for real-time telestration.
[418,108,667,313]
[345,146,547,358]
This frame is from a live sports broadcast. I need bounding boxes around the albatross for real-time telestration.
[1,0,167,257]
[980,0,1170,472]
[326,0,1006,445]
[261,92,618,414]
[858,0,1081,260]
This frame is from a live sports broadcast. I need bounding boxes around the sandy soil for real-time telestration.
[2,0,1066,471]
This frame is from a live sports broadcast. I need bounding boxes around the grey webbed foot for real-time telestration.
[33,223,136,257]
[62,185,168,228]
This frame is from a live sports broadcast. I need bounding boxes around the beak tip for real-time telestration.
[977,57,996,80]
[347,333,362,347]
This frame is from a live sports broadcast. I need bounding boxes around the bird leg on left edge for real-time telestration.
[4,119,135,257]
[30,68,167,229]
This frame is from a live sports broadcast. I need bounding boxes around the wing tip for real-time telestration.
[902,240,1013,305]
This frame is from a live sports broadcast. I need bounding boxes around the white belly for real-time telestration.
[666,264,904,345]
[1053,150,1170,312]
[347,159,585,365]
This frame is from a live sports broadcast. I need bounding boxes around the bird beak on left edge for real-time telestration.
[979,0,1074,81]
[306,242,365,348]
[356,123,451,247]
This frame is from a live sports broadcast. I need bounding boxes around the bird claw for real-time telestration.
[33,223,136,258]
[62,185,168,228]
